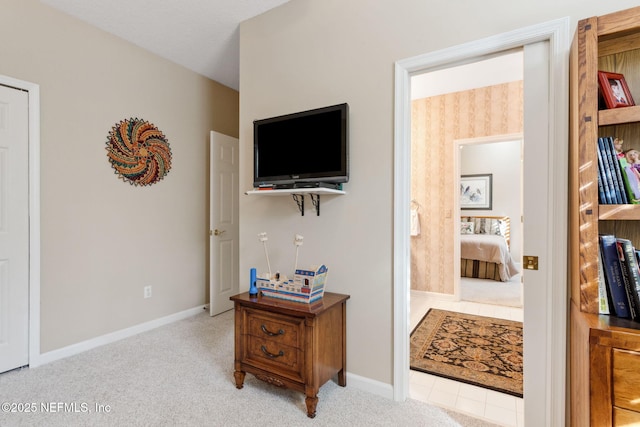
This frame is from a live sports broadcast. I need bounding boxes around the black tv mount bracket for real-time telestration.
[291,193,321,216]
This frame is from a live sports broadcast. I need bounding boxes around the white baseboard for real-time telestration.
[32,306,397,403]
[411,289,457,301]
[347,372,394,400]
[33,305,207,367]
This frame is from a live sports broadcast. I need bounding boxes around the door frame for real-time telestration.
[393,18,569,425]
[0,75,41,368]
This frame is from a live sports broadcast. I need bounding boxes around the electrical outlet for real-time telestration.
[144,285,152,299]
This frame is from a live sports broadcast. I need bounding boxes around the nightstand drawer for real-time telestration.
[613,349,640,413]
[246,310,302,348]
[246,335,303,379]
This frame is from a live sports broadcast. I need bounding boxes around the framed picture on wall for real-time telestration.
[460,174,492,210]
[598,71,635,109]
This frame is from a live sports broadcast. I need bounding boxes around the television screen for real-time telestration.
[253,103,348,188]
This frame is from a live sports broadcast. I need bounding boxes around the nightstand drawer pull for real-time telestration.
[261,324,285,336]
[261,345,284,359]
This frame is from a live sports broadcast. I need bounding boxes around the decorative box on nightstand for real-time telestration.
[230,291,349,418]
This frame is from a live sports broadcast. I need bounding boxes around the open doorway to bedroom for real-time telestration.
[408,51,525,426]
[408,50,523,300]
[456,137,523,308]
[395,18,568,427]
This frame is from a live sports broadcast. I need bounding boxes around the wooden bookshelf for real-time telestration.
[570,6,640,426]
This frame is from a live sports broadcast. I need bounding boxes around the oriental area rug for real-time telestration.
[410,309,523,397]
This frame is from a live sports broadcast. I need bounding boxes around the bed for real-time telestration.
[460,216,519,282]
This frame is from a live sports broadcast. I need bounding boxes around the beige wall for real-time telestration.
[1,0,238,352]
[240,0,640,386]
[411,81,523,294]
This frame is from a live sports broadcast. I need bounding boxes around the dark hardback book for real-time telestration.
[596,139,613,204]
[597,247,611,314]
[598,138,616,204]
[616,238,640,321]
[598,138,620,204]
[606,137,629,203]
[599,235,631,318]
[602,137,627,204]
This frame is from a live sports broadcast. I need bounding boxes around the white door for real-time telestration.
[209,131,239,316]
[0,84,29,373]
[522,39,551,424]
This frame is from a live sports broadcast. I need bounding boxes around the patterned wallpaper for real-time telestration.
[410,81,523,293]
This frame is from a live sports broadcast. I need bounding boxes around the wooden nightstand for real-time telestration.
[230,291,349,418]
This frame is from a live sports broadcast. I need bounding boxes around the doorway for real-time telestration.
[0,84,29,373]
[209,131,240,316]
[0,75,41,371]
[408,51,523,300]
[409,53,525,424]
[393,18,569,426]
[455,137,523,308]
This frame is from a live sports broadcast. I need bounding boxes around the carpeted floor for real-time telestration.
[410,309,523,397]
[0,310,499,427]
[460,275,522,307]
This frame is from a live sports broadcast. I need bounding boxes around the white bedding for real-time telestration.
[460,233,519,281]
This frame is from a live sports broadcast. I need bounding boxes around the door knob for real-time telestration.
[213,229,225,236]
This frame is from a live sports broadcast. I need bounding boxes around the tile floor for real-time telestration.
[409,289,524,427]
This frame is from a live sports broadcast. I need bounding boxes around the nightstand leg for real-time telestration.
[337,368,346,387]
[234,370,245,389]
[305,395,318,418]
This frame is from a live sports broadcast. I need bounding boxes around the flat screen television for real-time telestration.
[253,103,349,189]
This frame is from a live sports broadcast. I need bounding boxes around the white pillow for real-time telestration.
[460,221,475,234]
[473,217,492,234]
[471,217,504,235]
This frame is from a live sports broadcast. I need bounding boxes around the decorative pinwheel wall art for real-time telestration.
[106,118,172,186]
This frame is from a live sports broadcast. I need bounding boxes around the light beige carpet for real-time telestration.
[0,310,499,427]
[460,275,522,307]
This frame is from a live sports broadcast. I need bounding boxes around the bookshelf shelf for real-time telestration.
[599,105,640,126]
[599,204,640,220]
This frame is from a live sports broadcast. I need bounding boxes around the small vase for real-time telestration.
[249,268,258,296]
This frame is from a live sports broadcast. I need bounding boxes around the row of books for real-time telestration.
[599,234,640,320]
[597,136,640,204]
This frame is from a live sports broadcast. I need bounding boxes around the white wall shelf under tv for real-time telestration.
[245,188,346,216]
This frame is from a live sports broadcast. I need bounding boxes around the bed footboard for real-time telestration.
[460,258,502,282]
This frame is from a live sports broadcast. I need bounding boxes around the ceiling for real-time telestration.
[412,50,523,100]
[40,0,291,90]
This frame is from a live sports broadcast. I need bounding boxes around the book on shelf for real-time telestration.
[598,137,619,203]
[599,234,631,318]
[596,138,613,204]
[597,247,611,315]
[618,159,640,204]
[615,137,640,205]
[596,136,640,204]
[603,137,624,203]
[615,238,640,321]
[605,137,629,204]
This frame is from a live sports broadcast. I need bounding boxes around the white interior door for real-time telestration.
[209,131,239,316]
[0,84,29,373]
[522,39,551,424]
